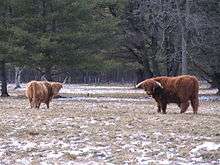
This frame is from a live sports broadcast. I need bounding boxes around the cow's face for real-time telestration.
[143,80,163,96]
[51,82,63,96]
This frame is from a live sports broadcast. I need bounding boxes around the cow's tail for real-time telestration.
[26,82,36,101]
[26,83,31,98]
[135,81,144,89]
[191,76,199,114]
[192,76,199,97]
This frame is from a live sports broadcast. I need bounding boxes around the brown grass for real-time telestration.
[0,85,219,164]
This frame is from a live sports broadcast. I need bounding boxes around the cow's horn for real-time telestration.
[155,81,163,88]
[135,81,144,88]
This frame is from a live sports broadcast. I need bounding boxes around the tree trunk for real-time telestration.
[45,67,52,81]
[142,44,154,79]
[143,55,154,79]
[175,0,189,75]
[167,58,180,76]
[164,32,180,76]
[151,37,160,76]
[151,57,160,76]
[181,32,187,74]
[63,76,69,84]
[0,60,9,97]
[136,69,145,83]
[172,61,180,76]
[14,67,23,89]
[42,0,47,33]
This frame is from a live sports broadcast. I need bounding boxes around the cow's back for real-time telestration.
[26,81,37,99]
[153,75,199,102]
[171,75,198,100]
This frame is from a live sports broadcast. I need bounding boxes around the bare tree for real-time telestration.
[14,66,23,89]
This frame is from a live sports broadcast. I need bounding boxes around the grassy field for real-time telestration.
[0,84,219,164]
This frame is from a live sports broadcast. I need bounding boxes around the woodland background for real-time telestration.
[0,0,219,96]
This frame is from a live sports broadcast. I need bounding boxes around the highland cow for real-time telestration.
[136,75,199,114]
[26,81,63,109]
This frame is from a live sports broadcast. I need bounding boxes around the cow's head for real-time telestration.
[136,79,163,96]
[50,82,63,96]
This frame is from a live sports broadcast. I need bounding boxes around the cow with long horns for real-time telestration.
[136,75,199,114]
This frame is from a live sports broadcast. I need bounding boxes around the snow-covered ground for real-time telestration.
[0,84,219,164]
[7,83,220,101]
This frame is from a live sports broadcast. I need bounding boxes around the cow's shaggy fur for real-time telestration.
[136,75,199,114]
[26,81,63,109]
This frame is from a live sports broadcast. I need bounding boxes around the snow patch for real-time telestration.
[58,96,147,103]
[191,142,220,153]
[199,95,220,101]
[153,132,163,136]
[16,158,32,165]
[46,151,63,159]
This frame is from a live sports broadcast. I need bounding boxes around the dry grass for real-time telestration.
[0,84,219,164]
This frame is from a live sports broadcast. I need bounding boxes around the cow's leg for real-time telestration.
[180,102,189,113]
[46,102,50,109]
[34,103,38,108]
[29,99,34,108]
[161,103,167,114]
[36,104,40,109]
[30,101,34,108]
[191,98,199,114]
[32,101,36,108]
[32,97,38,108]
[28,98,33,108]
[35,101,41,109]
[157,102,161,113]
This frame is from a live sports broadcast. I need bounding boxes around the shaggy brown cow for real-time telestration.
[26,81,63,109]
[136,75,199,114]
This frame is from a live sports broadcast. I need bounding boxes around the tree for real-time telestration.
[10,0,120,81]
[113,0,182,82]
[188,0,220,94]
[0,1,24,96]
[14,66,23,89]
[119,0,155,81]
